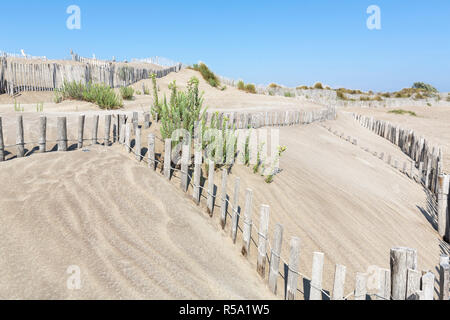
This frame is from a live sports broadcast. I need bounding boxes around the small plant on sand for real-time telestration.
[36,102,44,112]
[150,73,161,119]
[252,142,265,174]
[120,86,134,100]
[264,145,287,183]
[284,91,295,98]
[136,90,142,95]
[14,99,23,112]
[388,109,417,116]
[142,84,150,95]
[243,132,251,166]
[237,80,245,91]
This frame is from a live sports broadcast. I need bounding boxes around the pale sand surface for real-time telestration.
[345,106,450,172]
[0,145,274,299]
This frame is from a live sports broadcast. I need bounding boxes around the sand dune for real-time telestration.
[203,112,447,298]
[0,68,322,113]
[0,68,448,300]
[345,106,450,172]
[0,145,274,299]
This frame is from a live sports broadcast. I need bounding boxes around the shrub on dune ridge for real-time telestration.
[189,63,220,88]
[314,82,324,89]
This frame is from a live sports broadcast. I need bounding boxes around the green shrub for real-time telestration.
[55,80,123,109]
[336,90,347,100]
[296,85,309,90]
[245,83,256,94]
[120,86,134,100]
[150,73,161,119]
[314,82,324,89]
[412,82,438,93]
[269,83,281,89]
[190,63,220,88]
[159,76,206,140]
[284,92,294,98]
[237,80,245,90]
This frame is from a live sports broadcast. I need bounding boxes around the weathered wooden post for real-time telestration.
[268,223,283,295]
[16,115,25,157]
[135,126,141,161]
[286,236,300,300]
[192,151,202,205]
[0,117,4,161]
[257,205,270,279]
[377,268,391,300]
[437,174,449,239]
[132,111,138,134]
[207,161,215,216]
[241,188,253,257]
[38,115,46,153]
[118,114,124,143]
[220,169,228,229]
[164,139,172,179]
[77,114,85,149]
[104,114,111,146]
[354,273,368,300]
[439,255,449,300]
[144,112,150,129]
[180,144,189,192]
[332,264,346,300]
[310,252,324,300]
[125,123,131,152]
[147,133,155,170]
[390,247,417,300]
[92,115,99,144]
[57,117,67,151]
[421,272,435,300]
[230,177,241,243]
[406,268,421,300]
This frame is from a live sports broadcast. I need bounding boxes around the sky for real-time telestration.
[1,0,450,92]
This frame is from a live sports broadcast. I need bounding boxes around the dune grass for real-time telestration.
[54,80,123,109]
[388,109,417,116]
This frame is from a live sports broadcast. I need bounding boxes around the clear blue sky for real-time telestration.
[1,0,450,92]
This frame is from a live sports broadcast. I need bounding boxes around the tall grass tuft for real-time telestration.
[54,80,123,109]
[120,86,134,100]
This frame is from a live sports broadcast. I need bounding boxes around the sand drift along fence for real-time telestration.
[0,55,182,96]
[352,113,450,243]
[0,108,448,300]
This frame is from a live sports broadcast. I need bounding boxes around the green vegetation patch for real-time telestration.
[54,80,123,109]
[388,109,417,116]
[189,63,220,88]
